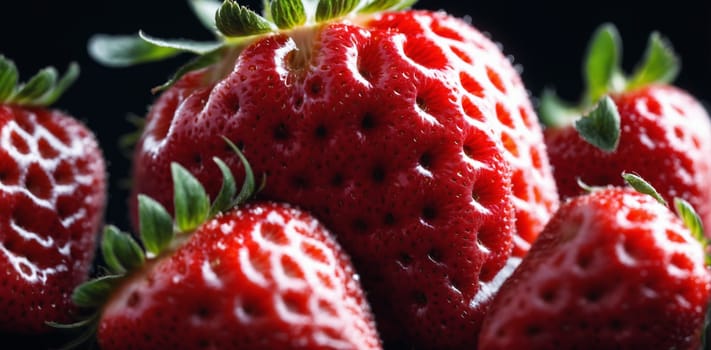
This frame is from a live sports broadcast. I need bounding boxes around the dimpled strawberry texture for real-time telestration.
[546,85,711,237]
[0,106,105,333]
[479,188,711,349]
[98,203,381,349]
[369,11,558,258]
[130,10,557,348]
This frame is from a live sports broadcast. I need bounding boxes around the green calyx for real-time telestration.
[540,23,680,152]
[48,139,259,349]
[622,172,667,206]
[574,96,620,152]
[673,197,709,266]
[89,0,416,92]
[0,55,79,107]
[622,173,710,266]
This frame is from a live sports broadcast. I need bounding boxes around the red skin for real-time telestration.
[98,202,381,350]
[479,188,711,349]
[545,85,711,236]
[0,105,106,333]
[130,10,557,348]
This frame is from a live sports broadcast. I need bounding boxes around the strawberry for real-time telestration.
[0,56,106,335]
[478,176,711,349]
[56,150,381,349]
[89,0,557,347]
[540,23,711,235]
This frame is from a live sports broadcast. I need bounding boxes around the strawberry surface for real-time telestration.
[123,8,556,348]
[0,60,106,334]
[98,202,380,350]
[541,24,711,237]
[479,187,711,349]
[546,85,711,234]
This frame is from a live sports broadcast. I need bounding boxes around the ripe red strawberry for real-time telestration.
[0,56,106,335]
[541,24,711,234]
[478,178,711,349]
[58,154,381,349]
[90,0,557,347]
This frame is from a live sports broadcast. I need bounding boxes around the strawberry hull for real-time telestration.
[130,10,556,348]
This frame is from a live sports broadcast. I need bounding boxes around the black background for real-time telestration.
[3,0,711,231]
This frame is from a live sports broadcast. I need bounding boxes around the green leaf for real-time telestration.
[315,0,359,22]
[207,138,258,217]
[0,56,18,101]
[674,198,705,244]
[359,0,415,13]
[172,162,210,232]
[48,313,100,350]
[101,226,125,274]
[101,225,145,274]
[209,157,237,217]
[72,275,123,308]
[46,313,98,330]
[269,0,307,29]
[703,304,711,350]
[189,0,223,33]
[0,58,78,106]
[391,0,417,10]
[138,195,175,256]
[33,62,79,106]
[111,226,146,271]
[538,88,581,128]
[139,31,223,55]
[12,67,57,104]
[622,172,667,206]
[216,0,274,37]
[584,23,622,103]
[224,137,257,206]
[151,48,222,93]
[575,96,621,152]
[118,113,146,158]
[262,0,274,21]
[674,198,710,266]
[88,34,181,67]
[576,177,605,193]
[627,32,680,90]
